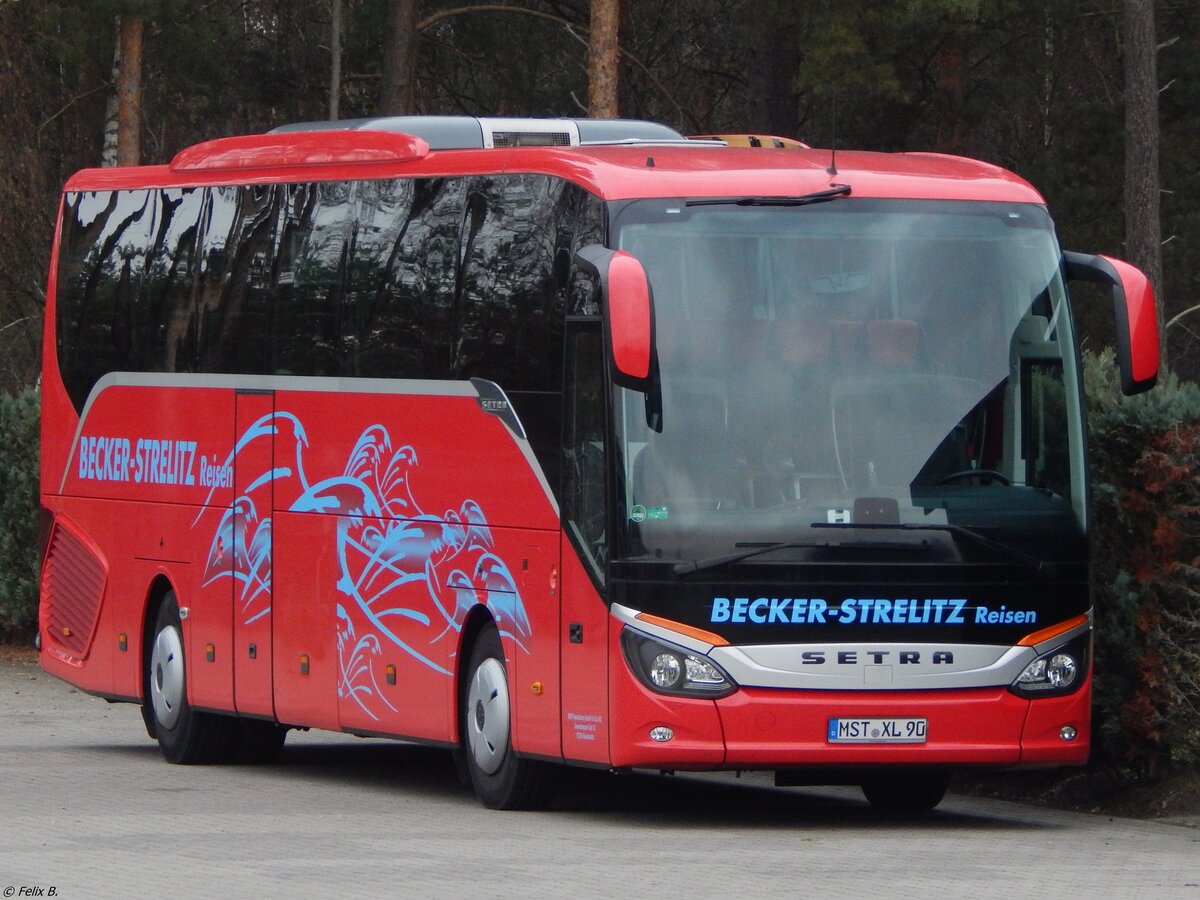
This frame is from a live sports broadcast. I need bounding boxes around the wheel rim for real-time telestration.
[466,656,510,775]
[150,624,185,730]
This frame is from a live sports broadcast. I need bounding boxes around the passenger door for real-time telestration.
[233,389,275,718]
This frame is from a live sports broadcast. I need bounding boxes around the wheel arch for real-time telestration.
[138,574,177,738]
[454,604,499,744]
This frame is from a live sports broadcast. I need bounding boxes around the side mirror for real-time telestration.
[574,245,656,388]
[1063,251,1159,395]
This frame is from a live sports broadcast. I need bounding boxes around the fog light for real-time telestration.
[650,726,674,742]
[1060,725,1077,741]
[650,653,682,688]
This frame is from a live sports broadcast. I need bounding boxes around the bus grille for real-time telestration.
[42,521,107,658]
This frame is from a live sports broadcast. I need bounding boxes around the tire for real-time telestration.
[147,593,235,764]
[861,771,951,811]
[461,625,558,810]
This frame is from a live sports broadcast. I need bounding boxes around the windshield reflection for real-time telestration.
[612,199,1085,565]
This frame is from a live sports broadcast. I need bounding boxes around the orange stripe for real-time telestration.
[635,612,729,647]
[1017,613,1090,647]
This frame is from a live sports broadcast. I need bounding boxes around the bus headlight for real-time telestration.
[1010,634,1089,697]
[621,628,736,698]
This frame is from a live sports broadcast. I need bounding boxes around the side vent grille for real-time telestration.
[491,131,574,148]
[42,521,107,659]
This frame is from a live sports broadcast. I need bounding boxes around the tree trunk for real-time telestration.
[1123,0,1165,367]
[101,19,121,167]
[329,0,342,120]
[115,14,143,166]
[745,1,798,139]
[588,0,620,118]
[379,0,417,116]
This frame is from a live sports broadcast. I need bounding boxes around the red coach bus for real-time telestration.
[40,116,1159,810]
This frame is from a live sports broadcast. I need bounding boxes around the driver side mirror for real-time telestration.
[1063,251,1159,395]
[575,245,656,387]
[574,244,662,430]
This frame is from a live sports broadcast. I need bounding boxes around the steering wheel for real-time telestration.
[935,468,1011,486]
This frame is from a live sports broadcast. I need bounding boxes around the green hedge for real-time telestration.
[1085,348,1200,770]
[0,386,39,640]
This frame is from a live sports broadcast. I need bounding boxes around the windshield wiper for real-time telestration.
[686,184,852,208]
[672,533,929,576]
[812,522,1056,578]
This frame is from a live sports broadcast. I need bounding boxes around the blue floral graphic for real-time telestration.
[197,412,533,722]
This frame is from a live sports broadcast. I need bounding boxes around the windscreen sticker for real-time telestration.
[710,596,1038,626]
[629,504,668,522]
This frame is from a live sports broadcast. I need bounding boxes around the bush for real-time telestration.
[0,386,39,641]
[1085,349,1200,770]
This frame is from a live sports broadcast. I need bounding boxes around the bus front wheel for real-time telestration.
[147,592,235,764]
[461,624,557,809]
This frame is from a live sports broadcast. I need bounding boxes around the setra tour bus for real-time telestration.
[39,116,1159,810]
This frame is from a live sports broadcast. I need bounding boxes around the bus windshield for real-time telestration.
[611,198,1085,568]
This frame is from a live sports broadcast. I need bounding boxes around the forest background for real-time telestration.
[0,0,1198,807]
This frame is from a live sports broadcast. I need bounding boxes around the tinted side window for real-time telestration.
[454,175,573,390]
[140,188,205,374]
[274,181,351,376]
[56,190,155,408]
[196,184,279,374]
[344,177,465,379]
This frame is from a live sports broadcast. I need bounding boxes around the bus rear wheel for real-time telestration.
[461,625,557,809]
[861,771,950,811]
[147,593,235,764]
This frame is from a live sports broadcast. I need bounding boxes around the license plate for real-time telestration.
[828,717,927,743]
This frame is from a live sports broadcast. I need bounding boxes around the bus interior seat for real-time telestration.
[632,380,743,511]
[868,319,918,369]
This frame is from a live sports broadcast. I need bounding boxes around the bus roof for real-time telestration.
[61,119,1045,206]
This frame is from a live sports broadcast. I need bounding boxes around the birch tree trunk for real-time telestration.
[101,20,121,167]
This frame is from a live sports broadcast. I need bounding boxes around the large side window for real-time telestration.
[344,177,464,379]
[274,181,351,376]
[196,184,279,374]
[453,175,571,389]
[56,190,156,408]
[139,188,204,374]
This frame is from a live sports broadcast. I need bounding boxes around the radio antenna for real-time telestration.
[827,98,838,176]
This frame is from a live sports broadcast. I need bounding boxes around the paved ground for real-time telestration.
[2,655,1198,899]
